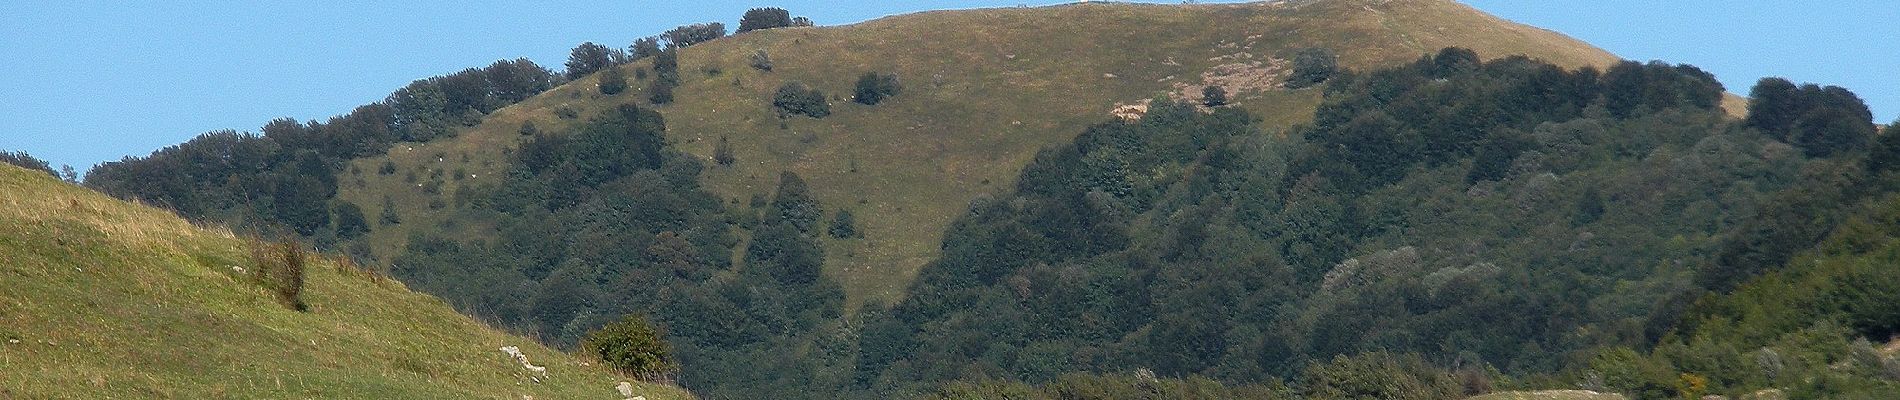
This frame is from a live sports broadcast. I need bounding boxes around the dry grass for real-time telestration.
[0,165,692,399]
[337,0,1623,311]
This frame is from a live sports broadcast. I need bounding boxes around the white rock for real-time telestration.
[616,381,635,397]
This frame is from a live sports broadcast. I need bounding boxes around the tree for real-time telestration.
[648,81,675,105]
[565,42,622,80]
[630,37,663,60]
[713,136,736,166]
[792,17,814,27]
[1202,85,1229,107]
[737,8,794,33]
[598,67,628,95]
[853,72,902,105]
[582,314,678,380]
[1430,47,1481,77]
[774,82,830,118]
[1745,77,1803,139]
[0,150,56,178]
[828,209,860,238]
[769,171,822,233]
[332,201,370,239]
[1286,47,1338,89]
[664,23,726,48]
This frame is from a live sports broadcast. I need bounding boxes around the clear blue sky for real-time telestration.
[2,1,1893,174]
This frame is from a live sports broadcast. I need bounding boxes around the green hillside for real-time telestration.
[339,0,1625,310]
[0,165,689,399]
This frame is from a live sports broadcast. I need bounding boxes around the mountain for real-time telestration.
[335,0,1628,310]
[70,0,1900,398]
[0,165,690,399]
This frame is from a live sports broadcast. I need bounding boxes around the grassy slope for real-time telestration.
[0,165,689,399]
[338,0,1620,310]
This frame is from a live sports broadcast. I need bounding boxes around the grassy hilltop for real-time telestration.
[338,0,1623,310]
[0,165,690,399]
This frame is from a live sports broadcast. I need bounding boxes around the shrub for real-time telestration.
[852,72,902,105]
[1202,85,1228,107]
[648,82,675,105]
[582,314,678,381]
[828,209,860,238]
[737,8,793,33]
[598,67,627,95]
[1286,47,1337,89]
[713,136,736,166]
[773,82,830,118]
[249,238,308,312]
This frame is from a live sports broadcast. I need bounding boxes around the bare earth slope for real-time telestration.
[339,0,1619,309]
[0,165,690,399]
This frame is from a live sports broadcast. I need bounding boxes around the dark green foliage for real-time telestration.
[1746,78,1878,157]
[598,67,627,95]
[1201,85,1228,107]
[1285,47,1337,89]
[713,136,736,166]
[827,209,859,238]
[581,314,678,380]
[663,23,726,48]
[737,8,793,33]
[863,50,1827,397]
[85,58,552,238]
[391,105,847,398]
[852,72,901,105]
[565,42,623,80]
[1600,60,1723,118]
[331,201,369,239]
[518,121,538,136]
[1429,47,1481,77]
[0,150,56,178]
[774,82,831,117]
[925,372,1287,400]
[768,171,821,233]
[648,81,675,105]
[749,49,773,72]
[630,37,663,60]
[792,16,813,27]
[249,238,307,312]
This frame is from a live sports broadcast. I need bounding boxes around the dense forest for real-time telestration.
[57,5,1900,397]
[851,50,1900,398]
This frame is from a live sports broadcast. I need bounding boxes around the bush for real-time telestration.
[581,314,678,381]
[713,136,736,166]
[773,82,830,118]
[648,81,675,105]
[1286,47,1337,89]
[853,72,902,105]
[598,67,627,95]
[737,8,793,33]
[1202,85,1228,107]
[828,209,860,238]
[249,238,308,312]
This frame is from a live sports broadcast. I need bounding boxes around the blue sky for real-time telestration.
[2,1,1893,173]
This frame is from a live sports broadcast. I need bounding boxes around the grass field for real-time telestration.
[0,165,691,399]
[337,0,1622,311]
